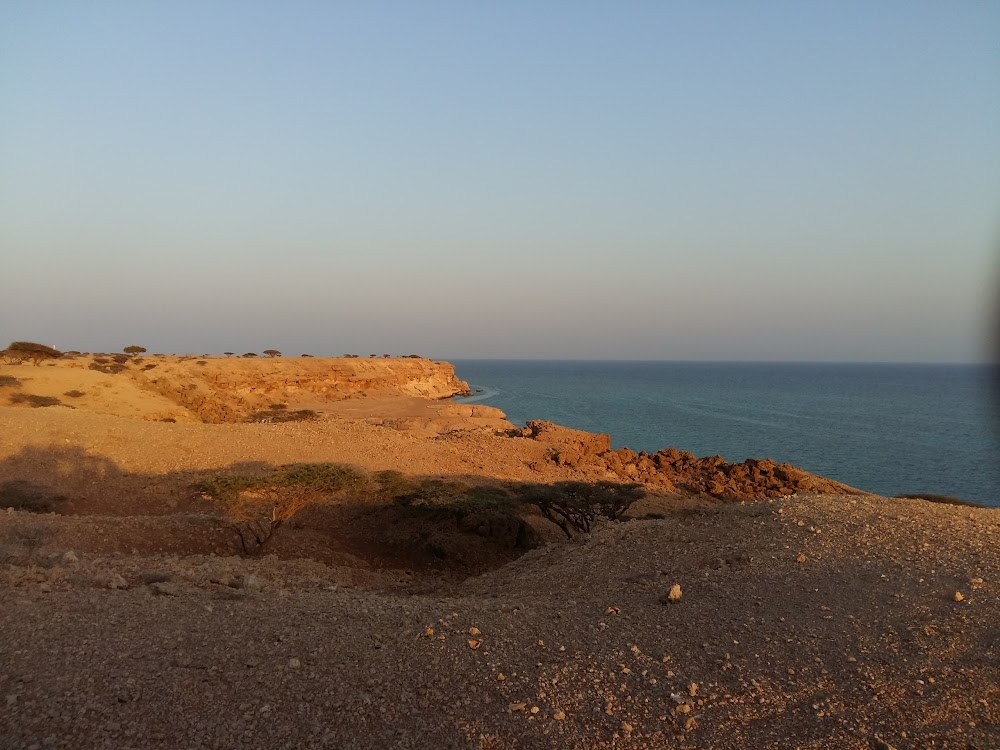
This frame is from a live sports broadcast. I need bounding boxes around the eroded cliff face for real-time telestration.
[43,355,469,423]
[128,357,470,422]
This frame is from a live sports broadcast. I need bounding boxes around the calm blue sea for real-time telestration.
[452,361,1000,508]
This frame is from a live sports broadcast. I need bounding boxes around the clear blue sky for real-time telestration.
[2,1,998,361]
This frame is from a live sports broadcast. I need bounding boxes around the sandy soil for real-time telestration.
[0,357,997,749]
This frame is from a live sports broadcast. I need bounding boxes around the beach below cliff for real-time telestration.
[0,356,997,749]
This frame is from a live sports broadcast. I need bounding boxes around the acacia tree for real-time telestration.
[263,349,282,358]
[518,481,645,538]
[6,341,61,366]
[123,345,146,355]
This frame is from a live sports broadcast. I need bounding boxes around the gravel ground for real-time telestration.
[2,493,997,750]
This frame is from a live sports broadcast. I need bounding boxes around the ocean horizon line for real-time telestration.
[446,357,993,367]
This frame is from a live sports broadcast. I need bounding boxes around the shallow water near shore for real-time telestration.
[453,360,1000,507]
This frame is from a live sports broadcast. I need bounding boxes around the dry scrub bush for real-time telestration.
[246,405,318,423]
[88,360,127,374]
[9,393,62,408]
[518,481,645,538]
[0,375,22,388]
[198,463,368,554]
[63,390,86,398]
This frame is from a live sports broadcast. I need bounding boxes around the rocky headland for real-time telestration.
[0,354,996,749]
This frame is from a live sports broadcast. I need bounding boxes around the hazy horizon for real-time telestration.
[2,2,999,363]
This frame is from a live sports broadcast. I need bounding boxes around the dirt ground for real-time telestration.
[0,357,997,749]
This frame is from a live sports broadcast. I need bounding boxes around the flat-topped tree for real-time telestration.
[263,349,282,358]
[123,345,146,355]
[6,341,62,366]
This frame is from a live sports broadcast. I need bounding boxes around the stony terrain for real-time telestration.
[0,356,997,749]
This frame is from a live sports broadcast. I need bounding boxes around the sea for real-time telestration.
[452,361,1000,508]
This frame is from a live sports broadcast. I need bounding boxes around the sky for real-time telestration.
[1,2,999,362]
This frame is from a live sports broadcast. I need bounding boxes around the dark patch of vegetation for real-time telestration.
[123,345,146,355]
[111,354,130,364]
[0,480,69,513]
[161,417,177,423]
[242,352,258,358]
[263,349,281,358]
[301,354,313,357]
[195,360,207,366]
[404,354,423,358]
[395,480,517,516]
[246,405,319,423]
[224,352,235,357]
[9,393,62,408]
[63,390,86,398]
[518,481,646,538]
[344,354,359,358]
[143,364,157,370]
[88,361,127,375]
[0,375,22,388]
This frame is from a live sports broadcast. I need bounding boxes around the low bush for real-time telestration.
[63,390,86,398]
[89,361,127,374]
[246,406,318,423]
[0,480,68,513]
[0,375,22,388]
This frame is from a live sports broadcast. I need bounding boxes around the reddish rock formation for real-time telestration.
[521,420,612,468]
[523,421,859,500]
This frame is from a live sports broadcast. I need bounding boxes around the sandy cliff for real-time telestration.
[10,354,471,423]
